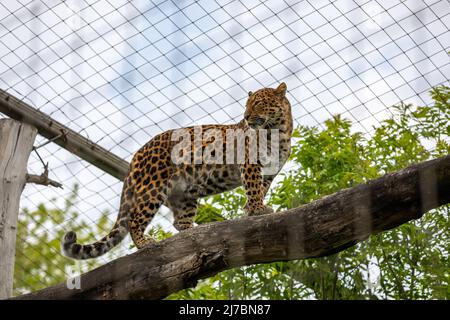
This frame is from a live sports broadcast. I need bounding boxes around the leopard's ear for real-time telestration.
[275,82,287,97]
[248,91,253,97]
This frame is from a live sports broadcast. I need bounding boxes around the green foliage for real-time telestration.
[195,202,226,224]
[169,85,450,300]
[147,225,173,241]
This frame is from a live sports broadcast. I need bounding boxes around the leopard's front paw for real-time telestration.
[245,204,274,216]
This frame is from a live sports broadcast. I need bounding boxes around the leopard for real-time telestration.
[62,82,293,259]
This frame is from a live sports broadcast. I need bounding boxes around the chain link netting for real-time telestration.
[0,0,449,294]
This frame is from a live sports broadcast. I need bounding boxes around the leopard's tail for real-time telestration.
[61,177,134,260]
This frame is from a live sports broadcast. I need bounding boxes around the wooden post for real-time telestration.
[0,119,37,299]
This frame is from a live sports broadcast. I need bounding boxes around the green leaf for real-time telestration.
[195,203,226,224]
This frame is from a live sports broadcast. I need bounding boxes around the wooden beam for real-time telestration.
[0,89,129,181]
[0,119,37,299]
[14,154,450,300]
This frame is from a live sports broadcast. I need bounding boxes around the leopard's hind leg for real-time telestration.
[129,187,167,249]
[129,146,172,249]
[167,200,198,231]
[165,168,199,231]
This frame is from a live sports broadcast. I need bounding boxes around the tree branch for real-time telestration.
[14,155,450,300]
[26,173,63,189]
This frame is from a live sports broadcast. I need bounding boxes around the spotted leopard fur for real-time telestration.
[62,82,293,259]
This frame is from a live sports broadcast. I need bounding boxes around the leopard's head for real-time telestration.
[244,82,290,129]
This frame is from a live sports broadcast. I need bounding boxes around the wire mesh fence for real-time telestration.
[0,0,449,295]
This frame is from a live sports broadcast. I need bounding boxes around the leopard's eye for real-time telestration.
[248,91,253,97]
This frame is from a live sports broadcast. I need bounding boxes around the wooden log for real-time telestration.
[0,119,37,298]
[0,89,129,180]
[13,154,450,300]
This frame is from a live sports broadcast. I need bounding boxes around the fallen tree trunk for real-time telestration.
[14,155,450,300]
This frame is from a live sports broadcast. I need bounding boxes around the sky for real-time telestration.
[0,0,449,270]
